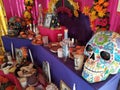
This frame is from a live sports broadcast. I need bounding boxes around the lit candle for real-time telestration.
[73,83,76,90]
[72,38,74,44]
[11,42,14,59]
[28,49,34,64]
[64,29,68,39]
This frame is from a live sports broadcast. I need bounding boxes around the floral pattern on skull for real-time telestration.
[82,31,120,83]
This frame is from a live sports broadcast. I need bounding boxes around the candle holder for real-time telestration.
[62,44,69,61]
[64,29,68,39]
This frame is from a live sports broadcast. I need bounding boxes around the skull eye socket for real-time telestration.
[100,51,110,61]
[86,44,93,52]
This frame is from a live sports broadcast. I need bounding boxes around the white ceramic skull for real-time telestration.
[82,31,120,83]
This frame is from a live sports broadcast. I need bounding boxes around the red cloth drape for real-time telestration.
[2,0,49,24]
[2,0,120,33]
[108,0,120,33]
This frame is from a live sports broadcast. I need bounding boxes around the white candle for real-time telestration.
[33,24,36,33]
[11,42,14,59]
[73,83,76,90]
[28,49,34,64]
[64,29,68,39]
[72,38,74,43]
[29,24,32,30]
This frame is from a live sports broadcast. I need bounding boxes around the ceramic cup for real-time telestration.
[57,48,63,58]
[42,36,48,46]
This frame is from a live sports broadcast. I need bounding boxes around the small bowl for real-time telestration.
[1,62,13,74]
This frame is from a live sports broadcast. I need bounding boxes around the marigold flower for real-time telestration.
[98,11,106,17]
[94,5,103,12]
[74,10,79,17]
[2,78,9,83]
[98,0,105,4]
[82,6,90,16]
[103,2,109,7]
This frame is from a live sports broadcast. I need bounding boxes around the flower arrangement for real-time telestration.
[82,0,110,32]
[0,75,16,90]
[48,0,79,17]
[23,0,34,25]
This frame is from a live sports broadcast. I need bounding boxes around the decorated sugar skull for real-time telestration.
[82,31,120,83]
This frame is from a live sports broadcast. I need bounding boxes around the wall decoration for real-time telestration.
[82,0,110,32]
[43,13,53,28]
[42,61,51,83]
[48,0,79,17]
[60,80,71,90]
[15,47,28,63]
[23,0,34,25]
[15,48,23,63]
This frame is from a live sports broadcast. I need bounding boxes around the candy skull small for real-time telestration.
[82,31,120,83]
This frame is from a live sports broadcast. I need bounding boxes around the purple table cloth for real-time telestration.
[2,36,120,90]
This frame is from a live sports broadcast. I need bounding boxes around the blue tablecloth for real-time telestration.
[2,36,120,90]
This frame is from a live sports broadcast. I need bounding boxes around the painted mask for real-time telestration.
[82,31,120,83]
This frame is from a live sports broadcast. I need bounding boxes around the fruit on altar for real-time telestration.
[32,34,43,45]
[1,62,14,74]
[27,30,35,40]
[5,85,16,90]
[19,31,27,38]
[26,86,35,90]
[9,66,16,73]
[16,63,37,78]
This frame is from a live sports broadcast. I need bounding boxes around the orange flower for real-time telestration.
[98,0,105,4]
[2,77,9,83]
[82,6,90,16]
[103,2,109,7]
[0,75,4,82]
[5,85,16,90]
[94,5,103,12]
[0,75,9,83]
[74,10,79,17]
[98,11,106,17]
[101,28,107,31]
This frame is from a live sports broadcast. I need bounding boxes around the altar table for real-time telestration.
[1,36,120,90]
[38,26,66,42]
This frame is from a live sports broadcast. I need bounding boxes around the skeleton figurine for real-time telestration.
[82,31,120,83]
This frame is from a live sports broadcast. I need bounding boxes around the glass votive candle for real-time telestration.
[74,54,84,70]
[57,48,63,58]
[57,33,63,42]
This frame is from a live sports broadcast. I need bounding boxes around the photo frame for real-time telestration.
[60,80,71,90]
[42,61,51,83]
[44,13,53,28]
[15,48,23,63]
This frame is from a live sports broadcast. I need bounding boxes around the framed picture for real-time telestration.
[60,80,71,90]
[15,48,23,63]
[42,61,51,83]
[44,13,53,28]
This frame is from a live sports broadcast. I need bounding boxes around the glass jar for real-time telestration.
[57,33,63,42]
